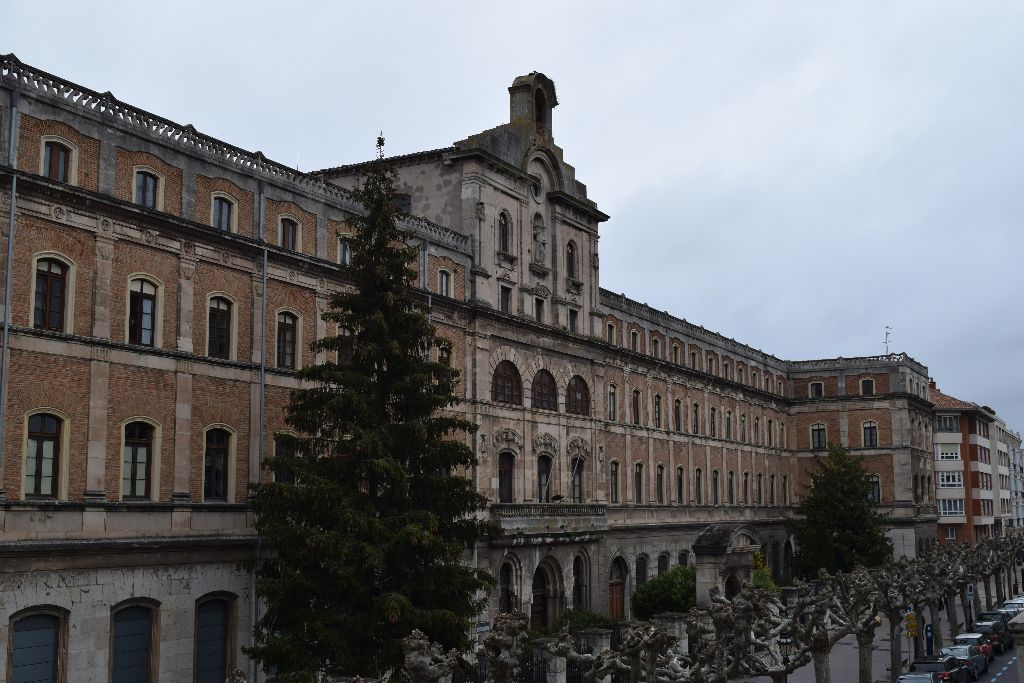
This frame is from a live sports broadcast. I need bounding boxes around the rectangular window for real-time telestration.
[535,298,545,323]
[945,526,956,541]
[811,424,826,450]
[128,280,157,347]
[861,378,874,396]
[610,462,619,504]
[134,171,158,209]
[499,286,512,314]
[277,313,297,369]
[43,141,70,182]
[938,472,963,488]
[438,270,451,297]
[939,498,965,516]
[208,299,231,359]
[863,423,878,448]
[568,309,579,333]
[607,323,615,344]
[809,382,823,398]
[938,444,960,460]
[936,415,959,432]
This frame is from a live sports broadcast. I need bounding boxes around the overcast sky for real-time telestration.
[5,2,1023,431]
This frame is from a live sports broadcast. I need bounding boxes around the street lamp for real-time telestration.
[778,631,793,683]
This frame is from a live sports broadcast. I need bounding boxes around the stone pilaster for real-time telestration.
[177,256,196,352]
[83,353,109,501]
[173,370,192,502]
[92,234,115,338]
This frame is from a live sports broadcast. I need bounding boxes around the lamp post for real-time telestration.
[778,631,793,683]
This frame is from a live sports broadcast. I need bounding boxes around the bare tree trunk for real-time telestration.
[812,648,831,683]
[856,631,874,683]
[973,579,984,619]
[959,585,973,627]
[1007,563,1016,596]
[996,567,1006,604]
[983,575,994,610]
[887,616,903,683]
[928,601,944,650]
[769,675,787,683]
[945,592,960,637]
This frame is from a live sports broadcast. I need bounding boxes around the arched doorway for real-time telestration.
[608,557,628,620]
[724,573,741,599]
[499,562,516,613]
[531,569,548,629]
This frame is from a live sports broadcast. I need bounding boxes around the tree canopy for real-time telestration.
[631,565,697,620]
[791,445,892,577]
[247,139,494,680]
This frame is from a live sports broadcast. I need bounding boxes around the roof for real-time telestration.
[930,386,980,412]
[315,147,453,176]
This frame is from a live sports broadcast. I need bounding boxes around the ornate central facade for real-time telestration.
[0,57,936,681]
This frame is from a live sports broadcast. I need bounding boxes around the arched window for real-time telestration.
[632,389,642,426]
[725,411,733,440]
[782,475,789,505]
[498,452,515,503]
[811,423,827,450]
[339,236,353,265]
[754,417,761,444]
[537,455,552,503]
[212,196,233,231]
[608,558,627,620]
[779,423,786,448]
[498,212,511,253]
[690,350,697,369]
[634,463,643,503]
[635,555,648,587]
[868,474,881,503]
[672,345,680,364]
[709,407,717,437]
[207,296,232,359]
[652,338,661,358]
[743,471,750,504]
[573,556,588,609]
[532,370,558,411]
[738,367,745,384]
[756,473,763,504]
[610,461,620,504]
[204,428,230,502]
[676,466,684,504]
[727,471,735,504]
[111,603,156,682]
[122,421,153,500]
[707,356,715,375]
[607,384,617,421]
[653,395,662,428]
[195,596,234,682]
[11,609,66,682]
[280,217,299,251]
[570,458,584,503]
[499,563,515,613]
[34,258,67,331]
[438,270,451,297]
[566,241,578,280]
[769,474,776,505]
[491,361,523,405]
[767,419,774,447]
[712,470,720,505]
[43,140,71,182]
[630,330,639,352]
[656,464,665,504]
[740,414,747,442]
[277,312,298,369]
[26,413,61,498]
[678,550,690,567]
[567,376,590,415]
[863,421,878,448]
[128,278,157,346]
[657,553,670,575]
[695,468,704,504]
[692,403,700,434]
[273,434,297,485]
[723,361,730,379]
[673,399,682,432]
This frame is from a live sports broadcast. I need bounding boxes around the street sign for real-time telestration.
[925,623,934,656]
[968,584,974,597]
[905,612,918,638]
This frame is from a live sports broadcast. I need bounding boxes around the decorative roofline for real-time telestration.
[787,352,928,375]
[0,53,469,254]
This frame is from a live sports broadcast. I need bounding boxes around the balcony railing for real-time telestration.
[489,503,606,519]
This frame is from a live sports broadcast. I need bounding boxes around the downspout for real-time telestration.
[253,179,267,683]
[0,88,20,500]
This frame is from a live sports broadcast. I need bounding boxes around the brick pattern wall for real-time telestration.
[266,281,316,370]
[193,262,254,361]
[114,149,183,215]
[17,114,101,191]
[264,198,317,257]
[109,241,179,349]
[191,375,251,503]
[427,254,465,300]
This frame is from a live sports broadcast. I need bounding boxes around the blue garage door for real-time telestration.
[195,599,229,683]
[11,613,59,683]
[112,606,153,683]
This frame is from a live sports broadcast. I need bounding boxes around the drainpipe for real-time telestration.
[0,88,20,500]
[253,179,267,683]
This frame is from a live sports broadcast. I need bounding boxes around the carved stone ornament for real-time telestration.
[100,218,113,234]
[493,428,524,453]
[52,206,66,220]
[220,251,231,264]
[288,269,296,282]
[532,432,559,454]
[475,202,486,221]
[317,278,326,291]
[591,253,600,269]
[534,284,551,299]
[568,435,592,459]
[181,240,195,255]
[179,265,194,281]
[142,229,157,244]
[90,346,110,361]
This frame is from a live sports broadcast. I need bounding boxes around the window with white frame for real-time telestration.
[438,270,451,297]
[939,498,965,516]
[339,236,353,265]
[938,471,963,488]
[809,381,824,398]
[937,444,961,460]
[936,415,959,432]
[945,526,956,541]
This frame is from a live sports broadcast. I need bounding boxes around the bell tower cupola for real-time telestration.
[509,72,558,139]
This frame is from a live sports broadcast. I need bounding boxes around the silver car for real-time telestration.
[941,644,988,679]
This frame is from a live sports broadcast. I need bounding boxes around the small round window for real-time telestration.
[530,174,544,203]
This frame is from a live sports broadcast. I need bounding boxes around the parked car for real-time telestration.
[999,599,1024,616]
[954,633,995,661]
[941,644,988,679]
[897,674,939,683]
[909,655,972,683]
[970,621,1013,653]
[978,610,1012,628]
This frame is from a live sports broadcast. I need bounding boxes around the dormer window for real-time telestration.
[861,378,875,396]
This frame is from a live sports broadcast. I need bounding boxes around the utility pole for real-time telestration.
[884,325,892,354]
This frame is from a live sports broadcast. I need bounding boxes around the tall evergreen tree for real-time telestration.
[791,445,892,577]
[248,139,493,680]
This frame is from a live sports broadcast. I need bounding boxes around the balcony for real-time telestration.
[488,503,608,539]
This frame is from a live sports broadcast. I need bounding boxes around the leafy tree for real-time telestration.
[632,565,697,620]
[751,552,779,593]
[247,139,494,680]
[791,445,891,577]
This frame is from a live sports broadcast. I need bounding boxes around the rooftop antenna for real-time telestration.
[884,325,892,354]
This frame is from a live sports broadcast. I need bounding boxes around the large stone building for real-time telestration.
[0,56,937,682]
